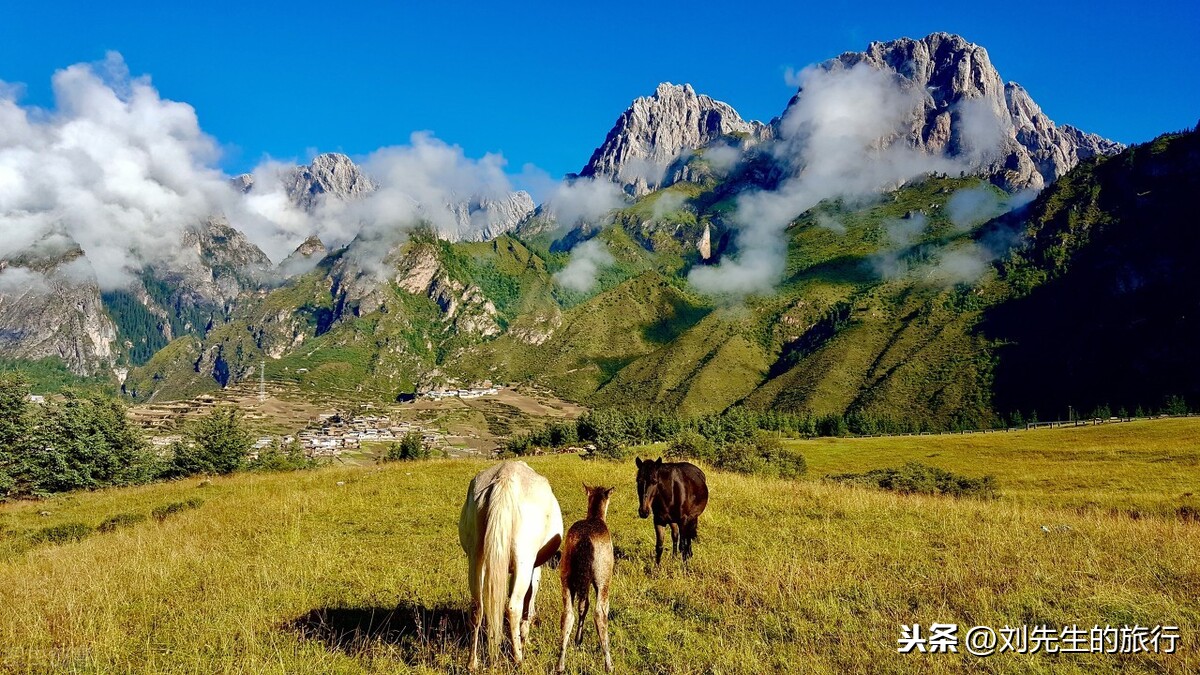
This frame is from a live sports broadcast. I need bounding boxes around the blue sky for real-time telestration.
[2,0,1196,186]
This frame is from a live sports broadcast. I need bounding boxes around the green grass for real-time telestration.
[794,417,1200,516]
[1,420,1198,673]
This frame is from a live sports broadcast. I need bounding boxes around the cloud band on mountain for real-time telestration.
[689,62,1011,295]
[0,53,555,291]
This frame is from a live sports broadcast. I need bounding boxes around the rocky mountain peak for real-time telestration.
[278,235,329,277]
[283,152,376,211]
[164,217,274,305]
[800,32,1124,190]
[231,173,255,193]
[294,235,327,257]
[581,82,769,196]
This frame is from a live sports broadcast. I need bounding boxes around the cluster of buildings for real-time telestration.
[421,386,500,401]
[279,412,441,456]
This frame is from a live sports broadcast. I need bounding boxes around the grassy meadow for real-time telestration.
[1,420,1198,673]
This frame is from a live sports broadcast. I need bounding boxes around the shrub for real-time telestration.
[709,431,807,478]
[10,389,159,496]
[384,432,432,462]
[828,462,997,498]
[98,512,146,533]
[152,498,204,522]
[587,439,630,461]
[666,430,716,462]
[505,434,533,456]
[31,521,93,545]
[166,407,251,477]
[248,441,318,472]
[546,421,578,447]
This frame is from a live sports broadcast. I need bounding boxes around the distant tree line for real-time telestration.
[0,374,315,501]
[503,406,948,457]
[505,396,1198,475]
[506,407,809,477]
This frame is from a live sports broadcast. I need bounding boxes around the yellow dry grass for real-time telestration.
[1,420,1197,673]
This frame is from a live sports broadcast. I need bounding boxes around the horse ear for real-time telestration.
[655,457,663,466]
[635,457,642,468]
[582,482,590,493]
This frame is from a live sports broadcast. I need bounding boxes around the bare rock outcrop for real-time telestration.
[444,191,536,242]
[797,32,1124,190]
[278,235,328,277]
[581,83,770,196]
[283,153,376,210]
[0,243,117,376]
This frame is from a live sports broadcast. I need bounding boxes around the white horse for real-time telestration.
[459,461,564,670]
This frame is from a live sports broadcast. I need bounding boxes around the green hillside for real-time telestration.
[112,129,1200,428]
[984,128,1200,417]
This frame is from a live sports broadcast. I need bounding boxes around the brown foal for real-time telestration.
[556,484,616,673]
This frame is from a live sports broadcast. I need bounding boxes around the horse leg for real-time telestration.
[468,558,484,672]
[573,594,589,646]
[654,523,666,566]
[595,581,613,672]
[508,562,534,665]
[670,522,680,558]
[677,517,691,570]
[680,517,698,569]
[521,565,542,644]
[556,587,575,673]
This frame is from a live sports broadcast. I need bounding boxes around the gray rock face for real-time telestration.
[0,215,276,376]
[1061,123,1126,161]
[801,32,1124,190]
[283,153,376,211]
[158,216,274,308]
[0,244,117,376]
[444,191,536,242]
[231,173,255,193]
[329,243,500,336]
[582,83,770,196]
[278,235,328,277]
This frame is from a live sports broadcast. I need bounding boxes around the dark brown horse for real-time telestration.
[634,457,708,567]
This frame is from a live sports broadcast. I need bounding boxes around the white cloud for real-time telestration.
[0,52,233,289]
[0,266,49,295]
[689,62,1008,296]
[947,185,1038,230]
[0,54,539,290]
[929,245,990,284]
[541,177,625,230]
[814,212,845,234]
[651,191,688,219]
[555,238,614,292]
[701,144,743,176]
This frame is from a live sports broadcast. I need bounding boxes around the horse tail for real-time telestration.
[481,475,518,660]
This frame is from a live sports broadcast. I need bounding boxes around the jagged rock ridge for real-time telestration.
[282,153,377,210]
[278,235,328,277]
[581,83,770,197]
[806,32,1124,190]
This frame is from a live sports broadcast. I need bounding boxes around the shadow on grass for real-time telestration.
[287,601,471,659]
